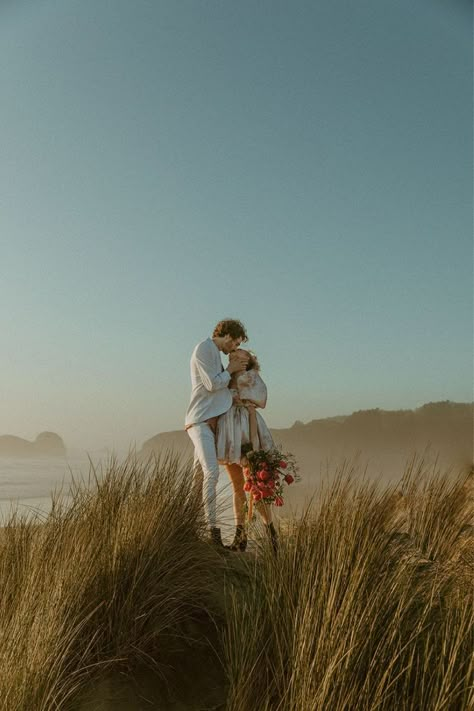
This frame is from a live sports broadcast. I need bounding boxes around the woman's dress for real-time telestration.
[216,369,274,464]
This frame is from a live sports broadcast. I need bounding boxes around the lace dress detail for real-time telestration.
[216,370,274,465]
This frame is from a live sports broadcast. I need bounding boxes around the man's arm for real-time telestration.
[194,342,231,392]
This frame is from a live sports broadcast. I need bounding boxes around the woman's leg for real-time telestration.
[256,501,272,525]
[225,463,246,526]
[256,502,278,553]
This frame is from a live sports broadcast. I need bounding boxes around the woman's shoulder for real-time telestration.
[236,369,267,407]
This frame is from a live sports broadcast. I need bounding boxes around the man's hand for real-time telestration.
[227,351,249,375]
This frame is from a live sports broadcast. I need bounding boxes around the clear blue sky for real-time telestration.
[1,0,472,451]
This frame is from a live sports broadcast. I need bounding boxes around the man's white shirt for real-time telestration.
[185,338,232,427]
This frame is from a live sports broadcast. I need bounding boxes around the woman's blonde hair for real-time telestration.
[238,349,260,372]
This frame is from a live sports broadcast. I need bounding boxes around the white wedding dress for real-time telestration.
[216,369,274,464]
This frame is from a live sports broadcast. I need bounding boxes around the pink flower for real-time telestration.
[257,469,270,481]
[253,491,262,501]
[243,481,252,492]
[284,474,294,485]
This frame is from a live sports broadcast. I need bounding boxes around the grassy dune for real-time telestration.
[225,460,473,711]
[0,456,472,710]
[0,456,228,710]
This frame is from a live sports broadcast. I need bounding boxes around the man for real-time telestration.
[185,319,249,547]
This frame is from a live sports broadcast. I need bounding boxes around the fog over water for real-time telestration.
[1,401,472,520]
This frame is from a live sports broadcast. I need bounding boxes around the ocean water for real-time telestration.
[0,452,236,524]
[0,451,107,520]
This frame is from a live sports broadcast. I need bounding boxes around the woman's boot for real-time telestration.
[226,524,248,552]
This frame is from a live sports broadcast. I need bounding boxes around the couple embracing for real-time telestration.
[185,318,278,552]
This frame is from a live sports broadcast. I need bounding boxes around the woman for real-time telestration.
[217,349,278,552]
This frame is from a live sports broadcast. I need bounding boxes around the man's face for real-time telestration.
[221,335,242,354]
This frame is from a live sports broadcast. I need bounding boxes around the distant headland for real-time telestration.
[0,432,66,458]
[140,401,473,486]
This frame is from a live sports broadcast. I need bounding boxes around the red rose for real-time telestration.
[284,474,294,485]
[257,469,270,481]
[275,496,284,506]
[253,491,262,501]
[279,461,287,469]
[260,488,272,498]
[243,481,252,492]
[267,480,275,490]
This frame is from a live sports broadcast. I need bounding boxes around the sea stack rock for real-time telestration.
[0,432,66,457]
[34,432,66,457]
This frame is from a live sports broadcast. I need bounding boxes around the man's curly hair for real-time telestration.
[212,319,248,342]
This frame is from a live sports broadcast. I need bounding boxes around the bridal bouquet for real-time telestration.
[241,446,299,509]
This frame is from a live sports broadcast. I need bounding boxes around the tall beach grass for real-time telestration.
[0,454,227,710]
[0,454,472,710]
[224,458,473,711]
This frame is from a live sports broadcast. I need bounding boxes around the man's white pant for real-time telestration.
[187,423,220,528]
